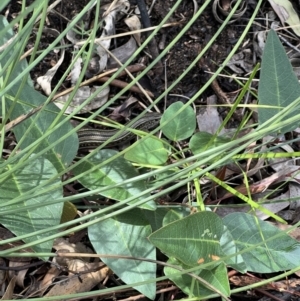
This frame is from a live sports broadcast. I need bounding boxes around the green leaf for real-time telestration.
[269,0,300,37]
[141,207,170,232]
[88,209,156,299]
[0,15,33,89]
[162,207,191,226]
[0,16,78,171]
[190,132,230,155]
[0,156,63,259]
[220,226,246,273]
[9,84,78,170]
[149,212,224,267]
[0,1,11,11]
[160,102,196,141]
[124,137,168,165]
[73,150,156,210]
[258,29,300,134]
[153,168,180,184]
[223,213,300,272]
[164,257,230,298]
[142,207,191,233]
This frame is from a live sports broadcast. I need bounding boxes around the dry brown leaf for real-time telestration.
[1,276,16,300]
[108,96,139,121]
[45,261,109,297]
[8,261,29,289]
[230,275,300,292]
[53,238,93,261]
[38,266,62,296]
[268,0,300,36]
[197,95,225,135]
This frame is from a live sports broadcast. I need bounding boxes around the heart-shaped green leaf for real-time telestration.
[149,211,224,267]
[160,102,196,141]
[89,209,156,299]
[223,212,300,272]
[0,156,63,259]
[73,149,156,210]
